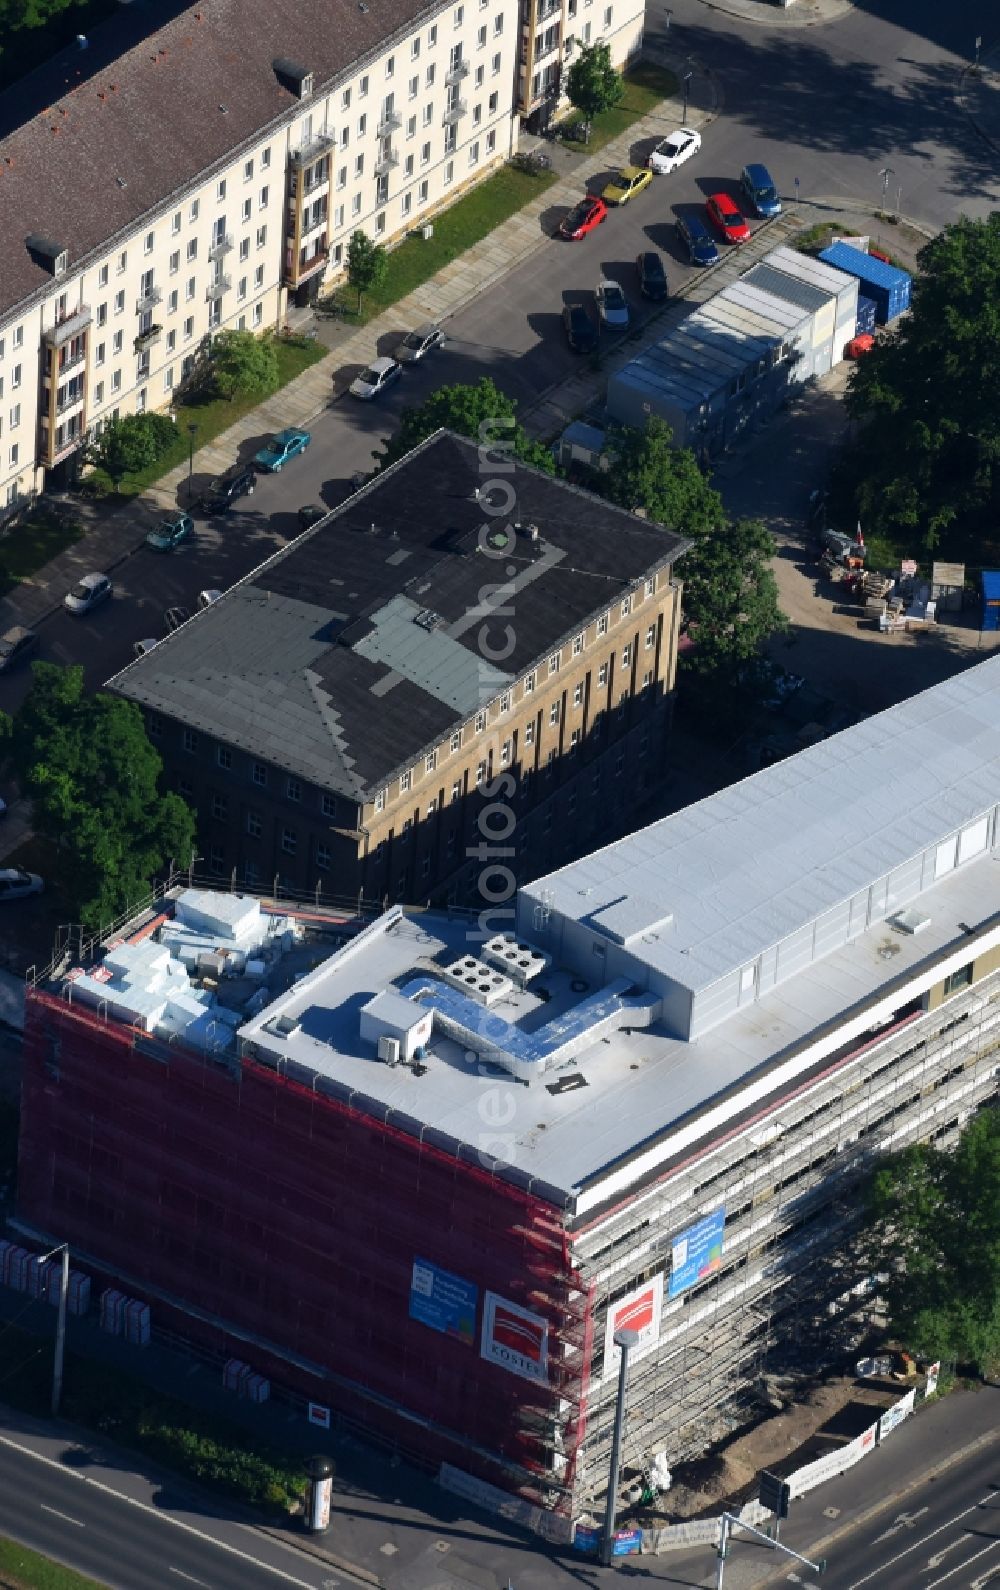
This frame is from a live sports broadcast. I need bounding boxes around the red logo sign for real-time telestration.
[612,1287,657,1335]
[491,1303,545,1363]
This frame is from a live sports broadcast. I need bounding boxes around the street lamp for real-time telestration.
[600,1326,639,1566]
[186,421,198,504]
[877,166,894,221]
[665,7,673,29]
[48,1243,70,1416]
[681,69,694,122]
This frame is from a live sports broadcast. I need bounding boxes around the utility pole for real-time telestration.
[878,166,894,221]
[600,1327,639,1566]
[681,70,693,122]
[716,1512,826,1590]
[51,1244,69,1417]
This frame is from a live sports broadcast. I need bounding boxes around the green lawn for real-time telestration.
[85,336,325,499]
[556,62,678,154]
[0,1538,107,1590]
[0,511,83,597]
[320,164,558,327]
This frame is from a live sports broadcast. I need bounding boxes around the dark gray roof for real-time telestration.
[0,0,440,322]
[741,262,833,317]
[108,432,689,798]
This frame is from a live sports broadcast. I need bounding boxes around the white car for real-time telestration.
[64,572,112,614]
[198,588,223,610]
[0,867,44,900]
[595,279,630,331]
[648,127,702,176]
[349,356,403,400]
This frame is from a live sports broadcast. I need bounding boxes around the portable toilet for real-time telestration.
[981,570,1000,631]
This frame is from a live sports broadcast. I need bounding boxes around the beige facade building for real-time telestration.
[0,0,644,513]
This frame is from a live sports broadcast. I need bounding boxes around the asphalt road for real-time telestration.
[0,1417,351,1590]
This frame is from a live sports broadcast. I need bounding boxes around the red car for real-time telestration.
[706,192,751,243]
[558,194,608,240]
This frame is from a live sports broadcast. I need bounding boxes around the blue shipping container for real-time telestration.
[855,295,878,335]
[981,570,1000,632]
[819,242,911,324]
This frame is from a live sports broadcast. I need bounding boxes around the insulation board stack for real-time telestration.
[6,1248,30,1292]
[0,1239,14,1286]
[245,1373,270,1404]
[100,1288,128,1335]
[223,1358,251,1395]
[124,1298,151,1346]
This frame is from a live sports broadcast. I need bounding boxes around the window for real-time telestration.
[476,760,487,786]
[425,751,437,773]
[144,229,155,255]
[492,51,501,73]
[406,114,416,139]
[525,721,535,746]
[409,73,419,99]
[573,683,584,707]
[94,380,104,404]
[286,777,302,802]
[548,652,559,675]
[114,290,125,314]
[111,370,121,392]
[489,89,498,113]
[449,730,462,753]
[451,781,461,803]
[357,114,367,138]
[374,789,386,813]
[400,770,412,793]
[500,740,511,767]
[96,303,107,327]
[254,265,264,289]
[524,671,535,695]
[385,54,395,77]
[621,594,632,616]
[454,3,464,23]
[183,728,198,754]
[475,710,486,733]
[645,575,655,596]
[237,276,247,301]
[473,104,482,125]
[337,163,348,189]
[355,154,364,178]
[642,670,653,693]
[212,793,228,821]
[411,36,421,57]
[572,633,584,656]
[168,249,180,275]
[360,73,369,96]
[943,963,973,995]
[217,746,232,770]
[428,22,437,43]
[499,690,511,714]
[569,729,581,754]
[549,701,559,725]
[419,179,429,202]
[112,331,123,355]
[281,828,297,855]
[186,239,198,262]
[184,315,194,340]
[425,63,436,87]
[421,140,431,167]
[476,65,485,87]
[163,366,174,392]
[189,199,199,222]
[426,798,438,817]
[7,443,17,469]
[493,12,503,31]
[468,140,479,165]
[166,328,176,353]
[352,194,362,217]
[316,843,331,872]
[598,662,609,688]
[321,792,337,819]
[116,250,127,274]
[239,237,250,263]
[341,87,351,110]
[604,3,612,23]
[478,24,487,45]
[252,761,268,787]
[216,178,227,201]
[242,198,251,223]
[256,225,267,249]
[261,146,271,169]
[186,277,196,301]
[645,624,656,649]
[99,263,109,286]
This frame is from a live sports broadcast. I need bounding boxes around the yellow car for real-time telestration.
[602,164,653,205]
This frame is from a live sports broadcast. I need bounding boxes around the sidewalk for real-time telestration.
[691,0,852,29]
[957,41,1000,156]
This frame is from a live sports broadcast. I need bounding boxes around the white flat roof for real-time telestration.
[522,655,1000,997]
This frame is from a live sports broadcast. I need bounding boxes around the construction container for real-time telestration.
[223,1357,251,1394]
[124,1298,151,1346]
[100,1287,128,1335]
[66,1271,92,1316]
[761,244,858,363]
[981,570,1000,631]
[7,1247,31,1292]
[245,1372,271,1404]
[819,242,911,324]
[855,295,878,335]
[0,1239,15,1287]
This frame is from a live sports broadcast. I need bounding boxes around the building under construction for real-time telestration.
[15,654,1000,1529]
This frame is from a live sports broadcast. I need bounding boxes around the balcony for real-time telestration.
[208,233,234,262]
[205,276,231,301]
[376,110,402,138]
[56,384,86,416]
[56,346,87,378]
[43,304,92,347]
[534,33,560,61]
[537,0,561,18]
[302,207,329,238]
[294,247,329,284]
[374,150,399,177]
[442,98,468,125]
[445,59,470,84]
[289,131,336,169]
[135,287,162,315]
[133,324,163,353]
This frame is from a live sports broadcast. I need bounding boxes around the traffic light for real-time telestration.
[759,1470,791,1518]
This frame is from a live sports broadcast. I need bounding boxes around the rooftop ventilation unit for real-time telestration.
[888,908,931,936]
[264,1012,300,1039]
[441,956,514,1007]
[377,1035,401,1066]
[413,608,441,632]
[483,933,550,987]
[26,235,68,276]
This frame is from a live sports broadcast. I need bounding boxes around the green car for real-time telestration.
[146,513,194,552]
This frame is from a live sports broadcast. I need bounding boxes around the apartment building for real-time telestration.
[0,0,536,511]
[106,430,688,904]
[517,0,643,127]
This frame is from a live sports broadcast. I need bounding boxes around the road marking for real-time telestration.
[925,1540,1000,1589]
[848,1494,999,1587]
[923,1533,972,1570]
[169,1571,210,1587]
[873,1507,930,1542]
[971,1567,1000,1590]
[0,1431,327,1588]
[39,1503,84,1527]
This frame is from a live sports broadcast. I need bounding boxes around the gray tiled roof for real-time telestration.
[0,0,439,322]
[109,431,688,797]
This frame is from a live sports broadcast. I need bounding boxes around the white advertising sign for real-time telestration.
[481,1291,549,1384]
[602,1273,664,1380]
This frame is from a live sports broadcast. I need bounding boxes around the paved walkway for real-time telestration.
[957,41,1000,156]
[692,0,852,29]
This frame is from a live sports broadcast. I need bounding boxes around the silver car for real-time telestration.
[349,356,403,400]
[595,279,630,331]
[394,322,446,363]
[64,572,113,614]
[0,867,44,900]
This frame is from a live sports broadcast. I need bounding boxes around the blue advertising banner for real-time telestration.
[668,1206,725,1299]
[573,1523,601,1554]
[612,1528,643,1556]
[409,1257,478,1345]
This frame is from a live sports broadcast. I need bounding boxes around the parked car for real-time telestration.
[298,504,326,530]
[349,356,403,400]
[64,572,112,614]
[200,463,256,514]
[647,127,701,175]
[706,192,751,243]
[595,279,630,331]
[562,303,598,354]
[739,162,781,218]
[197,588,223,609]
[675,211,720,267]
[0,624,38,672]
[254,427,311,471]
[0,867,44,900]
[636,250,668,301]
[558,195,607,240]
[164,605,191,633]
[602,165,652,206]
[394,322,446,363]
[133,638,159,659]
[146,512,194,552]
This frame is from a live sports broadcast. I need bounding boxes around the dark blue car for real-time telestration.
[676,211,719,267]
[739,162,781,218]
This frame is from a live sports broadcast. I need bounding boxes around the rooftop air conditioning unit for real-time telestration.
[378,1035,401,1066]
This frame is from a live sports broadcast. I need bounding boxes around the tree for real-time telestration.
[565,43,623,140]
[604,418,726,538]
[839,214,1000,556]
[862,1108,1000,1375]
[209,329,279,402]
[347,229,388,312]
[9,663,196,929]
[85,412,177,491]
[374,377,554,473]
